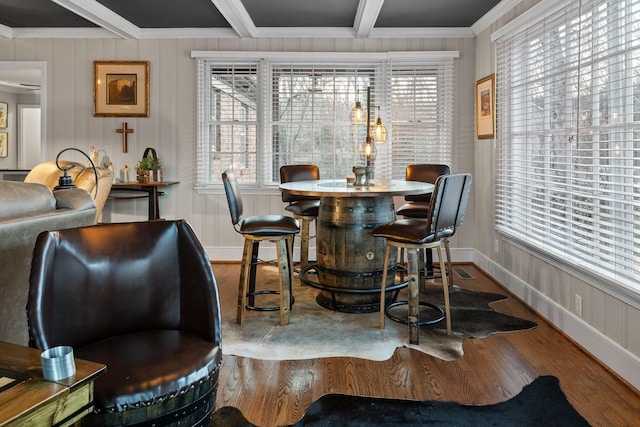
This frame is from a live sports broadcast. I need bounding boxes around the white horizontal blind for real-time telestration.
[387,60,454,179]
[268,65,377,182]
[197,61,259,185]
[495,0,640,290]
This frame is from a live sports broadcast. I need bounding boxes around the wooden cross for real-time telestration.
[116,122,134,153]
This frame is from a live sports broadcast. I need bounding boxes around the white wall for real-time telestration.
[473,0,640,390]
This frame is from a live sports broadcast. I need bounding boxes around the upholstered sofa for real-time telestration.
[0,180,96,345]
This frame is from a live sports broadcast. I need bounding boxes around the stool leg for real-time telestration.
[443,238,454,287]
[276,237,292,326]
[299,217,310,268]
[407,247,421,345]
[436,244,451,335]
[237,238,254,325]
[247,241,260,308]
[379,245,392,329]
[426,248,434,277]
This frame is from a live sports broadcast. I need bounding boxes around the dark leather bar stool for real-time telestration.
[372,173,472,345]
[396,164,451,282]
[222,170,300,326]
[279,164,320,269]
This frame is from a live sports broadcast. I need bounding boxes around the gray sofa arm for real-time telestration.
[54,188,97,212]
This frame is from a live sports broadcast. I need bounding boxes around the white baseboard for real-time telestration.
[474,250,640,391]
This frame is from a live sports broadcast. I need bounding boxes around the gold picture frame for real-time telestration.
[94,61,149,117]
[0,102,7,128]
[0,132,8,157]
[476,74,495,139]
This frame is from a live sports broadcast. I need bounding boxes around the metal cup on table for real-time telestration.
[40,346,76,381]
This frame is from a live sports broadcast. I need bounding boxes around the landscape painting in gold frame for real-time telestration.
[94,61,149,117]
[476,74,495,139]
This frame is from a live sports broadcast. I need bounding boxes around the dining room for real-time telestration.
[1,0,640,425]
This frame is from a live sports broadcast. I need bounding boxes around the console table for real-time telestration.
[0,341,105,427]
[109,181,178,220]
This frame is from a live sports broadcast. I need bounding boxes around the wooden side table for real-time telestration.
[109,181,179,220]
[0,341,105,427]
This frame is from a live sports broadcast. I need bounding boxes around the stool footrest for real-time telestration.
[385,300,445,325]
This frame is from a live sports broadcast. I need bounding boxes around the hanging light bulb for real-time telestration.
[373,106,387,143]
[351,100,366,125]
[359,137,377,167]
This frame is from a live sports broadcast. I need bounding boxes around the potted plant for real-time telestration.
[136,149,162,183]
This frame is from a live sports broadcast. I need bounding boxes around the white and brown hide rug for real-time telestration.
[219,265,537,362]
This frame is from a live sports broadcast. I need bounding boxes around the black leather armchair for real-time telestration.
[27,220,222,426]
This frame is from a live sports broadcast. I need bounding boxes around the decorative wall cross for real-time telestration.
[116,122,134,153]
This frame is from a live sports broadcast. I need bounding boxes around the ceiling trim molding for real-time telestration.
[253,27,357,39]
[0,24,13,39]
[211,0,256,38]
[354,0,385,38]
[471,0,523,35]
[52,0,141,38]
[191,50,460,62]
[10,27,118,39]
[139,28,239,39]
[371,27,476,39]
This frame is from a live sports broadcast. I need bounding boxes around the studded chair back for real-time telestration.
[222,169,244,230]
[280,164,320,203]
[404,164,450,202]
[427,172,472,240]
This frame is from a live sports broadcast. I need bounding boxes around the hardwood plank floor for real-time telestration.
[212,262,640,426]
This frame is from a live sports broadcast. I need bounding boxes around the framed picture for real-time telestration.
[476,74,495,139]
[0,132,7,157]
[0,102,7,128]
[94,61,149,117]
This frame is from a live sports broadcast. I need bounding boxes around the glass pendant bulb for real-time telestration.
[351,101,366,125]
[373,117,387,143]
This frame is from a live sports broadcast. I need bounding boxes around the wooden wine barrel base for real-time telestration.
[80,373,218,427]
[314,196,398,311]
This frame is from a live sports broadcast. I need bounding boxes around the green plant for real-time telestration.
[136,156,161,171]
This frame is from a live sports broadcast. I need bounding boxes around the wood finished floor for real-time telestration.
[212,262,640,427]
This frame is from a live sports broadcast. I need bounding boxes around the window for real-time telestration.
[194,52,456,187]
[494,0,640,293]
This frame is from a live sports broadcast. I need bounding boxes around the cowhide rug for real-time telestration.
[220,265,537,361]
[211,376,589,426]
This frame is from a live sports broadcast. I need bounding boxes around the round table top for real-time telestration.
[279,179,434,198]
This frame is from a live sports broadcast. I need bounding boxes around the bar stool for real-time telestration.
[222,170,300,326]
[396,164,451,282]
[279,165,320,269]
[372,173,472,345]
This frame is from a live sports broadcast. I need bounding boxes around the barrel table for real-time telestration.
[279,179,434,313]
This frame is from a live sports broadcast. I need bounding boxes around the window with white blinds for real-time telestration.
[389,62,454,179]
[494,0,640,292]
[194,52,456,187]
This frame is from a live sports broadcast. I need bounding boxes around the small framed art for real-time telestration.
[0,102,7,128]
[94,61,149,117]
[0,132,8,157]
[476,74,495,139]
